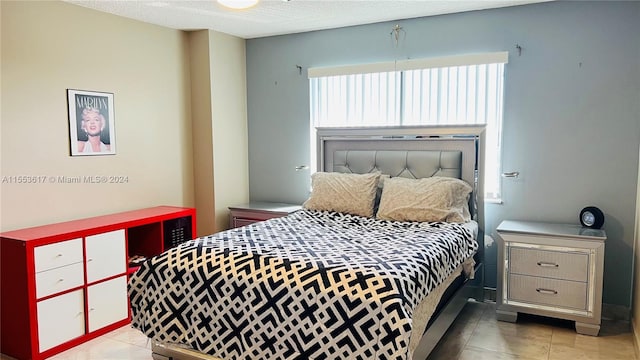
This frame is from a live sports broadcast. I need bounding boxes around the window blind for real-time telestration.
[309,52,508,200]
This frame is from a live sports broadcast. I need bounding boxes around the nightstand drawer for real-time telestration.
[509,247,588,282]
[234,218,258,227]
[508,274,587,310]
[229,202,301,229]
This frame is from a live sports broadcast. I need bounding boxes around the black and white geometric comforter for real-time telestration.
[128,209,478,360]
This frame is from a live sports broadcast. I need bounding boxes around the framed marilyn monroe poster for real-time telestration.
[67,89,116,156]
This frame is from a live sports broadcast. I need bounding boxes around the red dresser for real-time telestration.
[1,206,196,360]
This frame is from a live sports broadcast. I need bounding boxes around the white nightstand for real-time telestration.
[495,220,606,336]
[228,202,301,229]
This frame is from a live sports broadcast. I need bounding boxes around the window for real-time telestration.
[309,52,507,201]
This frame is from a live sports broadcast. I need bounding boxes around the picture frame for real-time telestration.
[67,89,116,156]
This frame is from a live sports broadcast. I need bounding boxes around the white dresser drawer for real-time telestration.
[35,262,84,299]
[86,230,126,283]
[509,247,588,282]
[87,276,129,332]
[34,238,83,272]
[37,289,85,352]
[508,274,587,310]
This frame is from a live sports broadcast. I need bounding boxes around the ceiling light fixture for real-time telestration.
[217,0,260,10]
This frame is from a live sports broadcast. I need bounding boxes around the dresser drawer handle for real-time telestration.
[536,288,558,295]
[537,261,559,268]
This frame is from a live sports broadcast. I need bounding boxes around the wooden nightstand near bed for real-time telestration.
[496,220,606,336]
[228,202,302,228]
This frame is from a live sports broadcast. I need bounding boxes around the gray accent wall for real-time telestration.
[246,1,640,308]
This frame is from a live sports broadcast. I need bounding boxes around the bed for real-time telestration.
[129,125,486,360]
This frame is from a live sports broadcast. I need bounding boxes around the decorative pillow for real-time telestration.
[303,172,381,217]
[376,176,472,223]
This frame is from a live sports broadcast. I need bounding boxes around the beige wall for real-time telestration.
[0,1,194,230]
[210,31,249,233]
[189,30,216,236]
[189,30,249,235]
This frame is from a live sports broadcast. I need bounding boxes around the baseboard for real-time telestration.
[633,317,640,358]
[484,287,497,302]
[602,303,631,322]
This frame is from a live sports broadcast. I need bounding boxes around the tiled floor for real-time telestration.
[0,326,152,360]
[2,301,637,360]
[428,301,638,360]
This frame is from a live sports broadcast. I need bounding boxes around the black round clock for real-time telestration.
[579,206,604,229]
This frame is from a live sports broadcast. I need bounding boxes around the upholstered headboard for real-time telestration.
[331,150,463,180]
[316,125,485,232]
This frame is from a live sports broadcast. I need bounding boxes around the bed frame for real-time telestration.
[151,125,486,360]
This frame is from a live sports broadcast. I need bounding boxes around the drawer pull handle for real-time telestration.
[536,288,558,295]
[57,278,64,283]
[56,253,63,258]
[537,261,559,268]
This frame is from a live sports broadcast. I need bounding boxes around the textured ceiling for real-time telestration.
[64,0,552,39]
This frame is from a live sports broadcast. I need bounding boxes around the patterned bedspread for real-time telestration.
[128,209,478,360]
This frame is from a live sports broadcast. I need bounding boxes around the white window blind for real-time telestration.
[309,52,508,201]
[309,72,400,127]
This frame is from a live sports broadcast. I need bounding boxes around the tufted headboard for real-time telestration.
[317,125,484,227]
[331,150,463,181]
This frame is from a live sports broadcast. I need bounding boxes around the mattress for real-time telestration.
[129,209,478,360]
